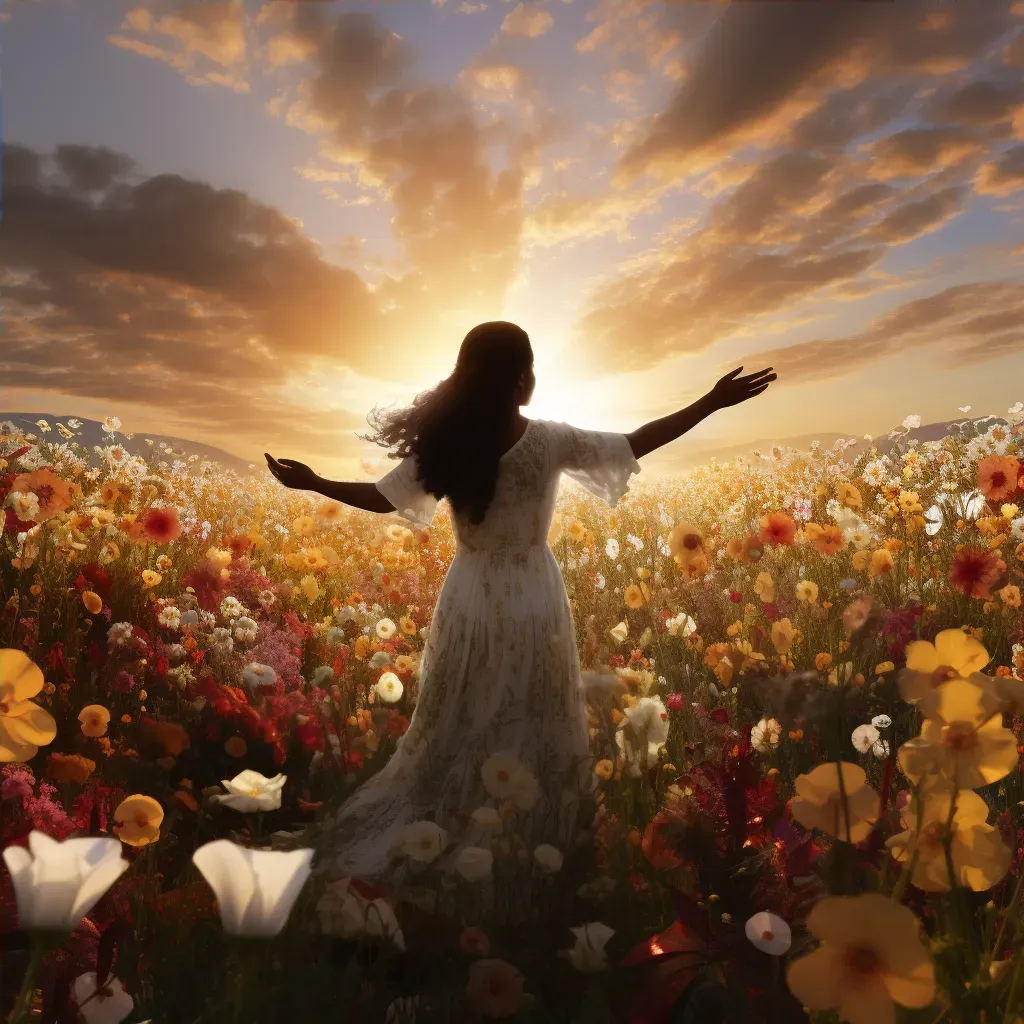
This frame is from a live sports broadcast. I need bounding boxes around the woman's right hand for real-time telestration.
[707,366,776,409]
[265,454,319,491]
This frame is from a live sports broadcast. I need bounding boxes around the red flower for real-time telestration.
[139,506,182,544]
[729,590,743,603]
[77,564,111,597]
[182,563,226,612]
[950,545,1007,599]
[758,512,797,547]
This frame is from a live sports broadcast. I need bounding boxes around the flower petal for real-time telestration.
[3,700,58,747]
[786,946,845,1011]
[0,649,44,700]
[903,641,938,675]
[934,629,989,676]
[193,840,255,936]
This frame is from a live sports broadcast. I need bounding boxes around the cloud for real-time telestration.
[864,127,985,179]
[501,3,553,38]
[973,144,1024,196]
[862,185,967,244]
[751,278,1024,385]
[922,79,1024,127]
[108,0,252,92]
[0,141,398,454]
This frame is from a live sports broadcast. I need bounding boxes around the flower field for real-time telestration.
[2,408,1024,1024]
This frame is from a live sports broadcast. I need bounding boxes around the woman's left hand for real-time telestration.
[265,454,319,491]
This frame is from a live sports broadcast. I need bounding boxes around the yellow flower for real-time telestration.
[668,522,705,567]
[609,621,628,645]
[316,500,344,522]
[624,584,645,609]
[835,481,862,509]
[898,679,1018,789]
[786,893,935,1024]
[79,704,111,738]
[898,628,990,705]
[81,590,103,615]
[875,661,895,676]
[852,549,870,572]
[790,762,879,844]
[400,615,417,635]
[999,584,1021,608]
[771,618,796,654]
[869,548,894,577]
[594,759,614,781]
[898,490,923,514]
[141,569,162,589]
[754,572,774,602]
[886,778,1009,892]
[113,794,164,847]
[567,521,585,542]
[300,574,321,602]
[0,650,58,762]
[354,635,371,659]
[292,515,316,537]
[795,580,818,604]
[206,546,232,570]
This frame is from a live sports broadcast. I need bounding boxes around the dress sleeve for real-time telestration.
[374,456,439,530]
[557,422,641,508]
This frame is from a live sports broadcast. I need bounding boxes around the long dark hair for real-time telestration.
[362,321,533,525]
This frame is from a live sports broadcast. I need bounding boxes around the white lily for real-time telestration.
[192,840,313,937]
[211,770,287,813]
[2,832,129,932]
[567,922,615,972]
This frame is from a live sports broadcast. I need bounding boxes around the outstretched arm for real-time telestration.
[264,454,396,513]
[625,366,776,460]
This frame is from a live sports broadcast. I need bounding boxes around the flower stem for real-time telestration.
[6,941,44,1024]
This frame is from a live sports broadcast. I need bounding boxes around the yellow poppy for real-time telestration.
[790,762,879,844]
[899,628,990,705]
[113,794,165,847]
[79,703,111,738]
[0,650,58,762]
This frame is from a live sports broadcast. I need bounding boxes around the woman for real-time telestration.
[265,321,775,884]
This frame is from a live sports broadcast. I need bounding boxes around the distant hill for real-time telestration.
[0,413,255,476]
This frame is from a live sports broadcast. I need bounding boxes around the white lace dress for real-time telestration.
[314,418,641,883]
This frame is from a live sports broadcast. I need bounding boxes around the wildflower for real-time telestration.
[899,628,989,705]
[977,455,1020,503]
[745,912,791,955]
[899,679,1018,789]
[887,778,1010,892]
[609,620,628,644]
[851,724,879,754]
[594,759,614,781]
[868,548,894,577]
[786,893,935,1024]
[466,959,525,1017]
[771,618,796,654]
[374,671,404,703]
[46,752,95,785]
[533,844,564,872]
[750,718,781,752]
[193,841,313,937]
[795,580,819,604]
[605,537,619,559]
[759,512,796,547]
[842,596,873,633]
[624,584,645,609]
[949,545,1006,599]
[396,820,447,863]
[454,846,494,882]
[812,525,845,555]
[668,522,704,566]
[82,590,103,615]
[113,794,164,847]
[79,704,111,738]
[72,972,133,1024]
[616,696,669,777]
[459,927,490,955]
[242,663,278,694]
[211,770,287,812]
[0,650,58,762]
[567,922,615,973]
[139,506,181,544]
[375,617,397,639]
[471,806,502,829]
[141,569,161,589]
[316,876,404,948]
[790,762,879,843]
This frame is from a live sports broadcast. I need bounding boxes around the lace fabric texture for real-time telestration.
[315,419,641,883]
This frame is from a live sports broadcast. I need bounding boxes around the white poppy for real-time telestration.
[73,973,134,1024]
[453,846,493,882]
[375,617,397,639]
[316,876,404,949]
[470,806,502,830]
[851,724,880,754]
[567,922,615,973]
[533,844,564,873]
[2,832,129,932]
[374,671,404,703]
[242,663,277,693]
[871,714,892,730]
[211,770,287,813]
[750,718,781,753]
[397,821,448,863]
[192,840,312,938]
[744,912,791,955]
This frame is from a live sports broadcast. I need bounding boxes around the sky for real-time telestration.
[2,0,1024,479]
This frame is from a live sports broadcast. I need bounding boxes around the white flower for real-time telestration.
[665,613,696,638]
[453,846,493,882]
[369,650,391,670]
[106,623,133,646]
[872,739,891,759]
[242,663,277,694]
[157,605,181,630]
[744,912,791,955]
[470,806,502,830]
[616,697,669,777]
[374,671,404,703]
[609,620,628,645]
[605,537,619,559]
[903,414,921,430]
[385,996,419,1023]
[924,505,943,536]
[851,724,880,754]
[317,877,405,949]
[192,840,312,938]
[567,922,615,972]
[2,832,129,932]
[220,596,244,620]
[396,821,448,863]
[872,714,892,730]
[375,617,397,639]
[232,616,258,644]
[533,844,564,873]
[212,770,287,813]
[750,718,782,753]
[73,973,134,1024]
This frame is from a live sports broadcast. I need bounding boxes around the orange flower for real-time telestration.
[113,794,164,847]
[79,704,111,737]
[10,468,80,521]
[46,752,96,785]
[758,512,796,547]
[812,525,845,556]
[725,536,746,561]
[81,590,103,615]
[869,549,894,577]
[949,546,1007,600]
[977,455,1020,503]
[668,522,704,566]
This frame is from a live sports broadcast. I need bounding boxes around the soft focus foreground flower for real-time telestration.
[396,820,448,863]
[454,846,493,882]
[886,779,1010,892]
[0,649,57,761]
[950,545,1007,600]
[3,831,129,931]
[616,696,669,776]
[899,629,990,705]
[790,762,879,843]
[745,912,792,955]
[211,770,287,812]
[192,840,313,937]
[786,893,935,1024]
[82,590,103,614]
[72,973,134,1024]
[567,922,615,972]
[977,455,1020,502]
[609,620,628,644]
[465,959,525,1018]
[316,876,405,949]
[898,679,1018,789]
[113,794,164,847]
[481,754,539,809]
[79,704,111,738]
[533,844,564,872]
